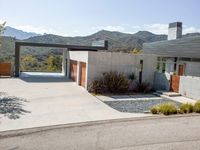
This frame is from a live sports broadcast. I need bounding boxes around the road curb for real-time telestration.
[1,113,200,139]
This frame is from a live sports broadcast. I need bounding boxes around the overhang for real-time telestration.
[143,36,200,58]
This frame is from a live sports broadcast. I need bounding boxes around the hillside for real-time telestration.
[1,29,200,62]
[3,26,41,40]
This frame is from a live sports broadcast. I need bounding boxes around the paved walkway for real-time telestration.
[0,77,150,132]
[96,94,163,102]
[154,92,196,104]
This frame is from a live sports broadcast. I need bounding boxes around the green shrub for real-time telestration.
[159,103,178,115]
[150,103,178,115]
[194,100,200,113]
[89,71,129,94]
[150,106,159,114]
[179,103,194,113]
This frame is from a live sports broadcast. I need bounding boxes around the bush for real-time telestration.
[151,103,178,115]
[130,81,152,93]
[128,73,136,81]
[179,103,194,113]
[89,71,129,94]
[150,106,159,114]
[194,100,200,113]
[88,79,105,94]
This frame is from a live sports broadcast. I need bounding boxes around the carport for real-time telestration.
[14,41,108,82]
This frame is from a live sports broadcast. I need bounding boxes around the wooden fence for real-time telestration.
[0,62,12,76]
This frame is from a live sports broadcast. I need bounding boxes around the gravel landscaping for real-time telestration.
[104,99,182,113]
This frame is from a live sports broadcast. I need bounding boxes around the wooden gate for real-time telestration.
[79,62,86,87]
[0,62,12,76]
[170,75,180,93]
[70,60,77,82]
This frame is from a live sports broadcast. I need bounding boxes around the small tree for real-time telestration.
[0,22,6,46]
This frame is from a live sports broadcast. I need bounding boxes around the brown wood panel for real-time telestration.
[0,63,11,76]
[79,62,86,87]
[70,60,77,82]
[178,64,185,76]
[170,75,180,93]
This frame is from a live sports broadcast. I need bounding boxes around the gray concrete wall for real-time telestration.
[153,72,171,91]
[179,76,200,100]
[87,52,157,88]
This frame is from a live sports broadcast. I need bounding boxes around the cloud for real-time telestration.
[6,23,200,37]
[183,26,200,34]
[92,24,200,35]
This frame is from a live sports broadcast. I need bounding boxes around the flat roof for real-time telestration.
[143,36,200,58]
[15,41,108,51]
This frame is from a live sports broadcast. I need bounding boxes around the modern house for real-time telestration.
[13,41,157,90]
[65,51,156,89]
[143,22,200,100]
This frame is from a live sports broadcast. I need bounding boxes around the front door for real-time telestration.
[178,64,185,76]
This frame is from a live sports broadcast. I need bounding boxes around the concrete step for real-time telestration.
[155,91,181,97]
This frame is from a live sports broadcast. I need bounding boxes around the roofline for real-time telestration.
[143,35,200,46]
[15,41,108,51]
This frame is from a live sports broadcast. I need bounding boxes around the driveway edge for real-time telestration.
[1,113,200,139]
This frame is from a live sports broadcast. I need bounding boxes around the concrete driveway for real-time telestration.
[0,77,149,131]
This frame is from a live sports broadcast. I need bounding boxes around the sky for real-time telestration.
[0,0,200,36]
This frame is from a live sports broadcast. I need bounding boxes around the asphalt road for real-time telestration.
[1,115,200,150]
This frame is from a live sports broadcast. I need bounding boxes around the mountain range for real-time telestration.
[3,26,41,40]
[1,26,200,60]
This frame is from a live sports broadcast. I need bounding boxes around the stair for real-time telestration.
[154,91,181,97]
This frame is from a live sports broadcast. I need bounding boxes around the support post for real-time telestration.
[62,49,67,76]
[15,43,20,77]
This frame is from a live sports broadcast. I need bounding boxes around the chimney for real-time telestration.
[168,22,182,40]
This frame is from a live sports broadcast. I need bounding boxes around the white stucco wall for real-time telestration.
[179,76,200,100]
[184,61,200,77]
[87,52,157,87]
[67,51,157,89]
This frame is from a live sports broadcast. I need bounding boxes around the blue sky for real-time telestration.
[1,0,200,36]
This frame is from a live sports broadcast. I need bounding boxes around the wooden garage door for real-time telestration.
[70,60,77,82]
[170,75,180,93]
[79,62,86,87]
[0,62,11,76]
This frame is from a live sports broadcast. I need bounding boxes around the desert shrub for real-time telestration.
[179,103,194,113]
[194,100,200,113]
[130,81,152,93]
[150,106,159,114]
[102,71,129,93]
[89,71,129,94]
[88,79,104,94]
[128,73,136,81]
[151,103,178,115]
[158,103,178,115]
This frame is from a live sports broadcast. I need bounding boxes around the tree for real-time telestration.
[130,48,143,54]
[0,22,6,46]
[47,56,62,72]
[21,55,38,71]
